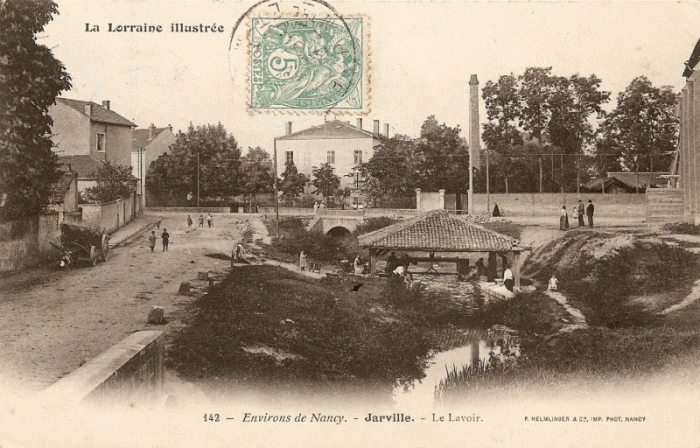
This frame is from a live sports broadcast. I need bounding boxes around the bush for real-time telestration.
[353,217,397,236]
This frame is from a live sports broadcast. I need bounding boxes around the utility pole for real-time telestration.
[274,137,280,238]
[197,150,200,208]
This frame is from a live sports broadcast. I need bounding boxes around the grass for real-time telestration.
[166,265,436,396]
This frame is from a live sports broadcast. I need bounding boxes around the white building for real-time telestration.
[275,119,385,194]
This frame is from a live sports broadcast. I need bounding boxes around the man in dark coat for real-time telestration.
[577,199,585,227]
[586,199,594,227]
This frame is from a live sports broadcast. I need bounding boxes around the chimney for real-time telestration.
[67,163,72,172]
[384,123,390,138]
[469,74,481,166]
[356,118,362,130]
[285,121,292,136]
[102,100,110,110]
[373,119,380,135]
[149,123,156,140]
[84,103,92,115]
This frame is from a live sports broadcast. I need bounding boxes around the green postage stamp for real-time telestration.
[250,17,365,112]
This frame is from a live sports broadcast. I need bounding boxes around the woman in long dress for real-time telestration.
[299,251,308,271]
[560,206,569,231]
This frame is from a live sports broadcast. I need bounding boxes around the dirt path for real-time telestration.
[0,213,248,397]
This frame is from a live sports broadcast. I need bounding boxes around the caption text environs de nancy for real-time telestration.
[85,23,226,33]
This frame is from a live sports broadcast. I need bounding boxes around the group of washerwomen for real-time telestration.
[560,199,595,231]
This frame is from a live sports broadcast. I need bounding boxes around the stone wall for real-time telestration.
[472,193,647,218]
[0,213,61,272]
[37,331,164,406]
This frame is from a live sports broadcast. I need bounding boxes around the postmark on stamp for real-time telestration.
[228,0,368,114]
[250,17,363,111]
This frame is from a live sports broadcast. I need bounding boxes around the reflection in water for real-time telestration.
[393,330,520,410]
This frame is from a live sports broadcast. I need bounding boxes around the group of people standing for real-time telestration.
[148,229,170,252]
[560,199,594,231]
[312,201,326,214]
[186,214,214,228]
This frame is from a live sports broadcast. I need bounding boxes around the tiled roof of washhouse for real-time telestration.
[357,210,521,252]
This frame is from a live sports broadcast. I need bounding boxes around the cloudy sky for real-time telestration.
[42,0,700,153]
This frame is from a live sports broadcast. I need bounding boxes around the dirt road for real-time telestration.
[0,212,254,396]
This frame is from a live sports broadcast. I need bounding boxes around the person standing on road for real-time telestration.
[187,215,193,228]
[148,231,157,252]
[560,206,569,231]
[207,214,213,227]
[161,229,170,251]
[577,199,585,227]
[199,215,204,227]
[586,199,595,227]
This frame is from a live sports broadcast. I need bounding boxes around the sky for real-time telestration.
[41,0,700,154]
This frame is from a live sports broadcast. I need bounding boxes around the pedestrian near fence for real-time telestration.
[586,199,595,227]
[577,199,585,227]
[560,206,569,231]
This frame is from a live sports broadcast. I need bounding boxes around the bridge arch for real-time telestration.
[327,226,351,238]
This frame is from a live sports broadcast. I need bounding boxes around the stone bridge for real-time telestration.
[307,210,366,236]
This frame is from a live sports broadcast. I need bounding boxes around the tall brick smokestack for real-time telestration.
[469,74,481,168]
[384,123,390,138]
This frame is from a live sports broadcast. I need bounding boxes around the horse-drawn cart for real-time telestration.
[51,224,110,268]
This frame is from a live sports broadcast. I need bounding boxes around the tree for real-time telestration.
[0,0,72,221]
[82,162,138,204]
[240,147,274,201]
[597,76,679,175]
[278,160,308,198]
[311,163,340,198]
[481,67,610,192]
[415,116,470,194]
[147,123,241,203]
[361,134,419,199]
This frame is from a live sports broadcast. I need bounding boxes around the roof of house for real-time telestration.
[277,120,382,141]
[57,155,105,179]
[608,172,669,189]
[357,209,521,252]
[48,171,78,204]
[56,98,135,127]
[582,176,630,192]
[583,172,670,191]
[132,127,171,149]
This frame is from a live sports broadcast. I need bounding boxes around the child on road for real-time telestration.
[148,231,156,252]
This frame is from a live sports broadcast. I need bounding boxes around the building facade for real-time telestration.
[275,119,384,195]
[132,124,177,207]
[678,38,700,223]
[49,98,136,191]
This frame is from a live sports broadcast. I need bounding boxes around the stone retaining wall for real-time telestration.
[37,331,164,406]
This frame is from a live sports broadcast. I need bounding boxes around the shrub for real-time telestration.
[353,217,397,236]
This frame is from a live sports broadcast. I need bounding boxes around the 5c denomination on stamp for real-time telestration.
[250,16,363,111]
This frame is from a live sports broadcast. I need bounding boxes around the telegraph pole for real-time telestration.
[273,137,279,238]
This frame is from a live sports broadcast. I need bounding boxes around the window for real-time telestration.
[354,150,363,166]
[327,150,335,165]
[286,151,293,163]
[96,132,106,152]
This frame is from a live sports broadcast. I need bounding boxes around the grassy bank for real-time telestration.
[167,264,438,399]
[438,232,700,402]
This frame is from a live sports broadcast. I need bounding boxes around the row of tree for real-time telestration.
[360,69,679,196]
[146,123,347,204]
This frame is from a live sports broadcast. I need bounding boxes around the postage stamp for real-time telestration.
[249,16,365,112]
